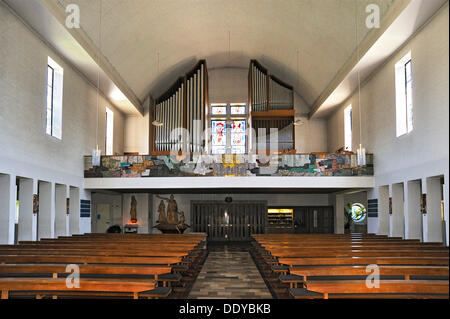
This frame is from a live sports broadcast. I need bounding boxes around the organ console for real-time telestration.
[248,60,295,153]
[153,60,208,155]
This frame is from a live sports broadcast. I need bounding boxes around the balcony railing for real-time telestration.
[84,153,373,178]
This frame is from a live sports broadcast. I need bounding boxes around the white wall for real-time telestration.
[0,3,125,176]
[0,2,125,237]
[327,5,449,182]
[326,5,449,243]
[123,96,151,154]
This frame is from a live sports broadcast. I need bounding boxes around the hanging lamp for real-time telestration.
[355,1,366,167]
[92,0,102,166]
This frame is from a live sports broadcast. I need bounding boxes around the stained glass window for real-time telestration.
[350,203,367,223]
[211,105,227,115]
[210,104,247,154]
[211,120,227,154]
[230,105,246,115]
[231,120,246,154]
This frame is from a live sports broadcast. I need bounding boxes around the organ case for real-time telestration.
[249,60,295,153]
[153,60,208,154]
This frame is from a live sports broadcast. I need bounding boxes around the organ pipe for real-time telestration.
[153,60,207,154]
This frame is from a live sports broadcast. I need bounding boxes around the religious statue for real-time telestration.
[153,194,190,234]
[176,211,190,233]
[130,195,137,223]
[157,200,167,224]
[157,194,178,224]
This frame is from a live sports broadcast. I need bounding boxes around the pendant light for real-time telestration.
[355,1,366,167]
[92,0,102,166]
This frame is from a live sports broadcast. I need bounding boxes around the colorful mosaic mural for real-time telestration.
[84,153,374,178]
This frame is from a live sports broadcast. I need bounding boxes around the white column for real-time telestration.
[0,174,16,244]
[391,183,405,238]
[55,184,67,237]
[335,194,345,234]
[66,186,70,236]
[443,174,449,246]
[69,187,80,235]
[426,177,443,243]
[38,181,55,240]
[377,185,389,236]
[405,180,422,240]
[32,179,38,241]
[18,178,34,242]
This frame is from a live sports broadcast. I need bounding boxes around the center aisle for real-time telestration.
[188,242,273,299]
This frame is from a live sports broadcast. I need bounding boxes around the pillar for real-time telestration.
[0,174,16,244]
[18,178,35,241]
[55,184,68,237]
[377,185,389,236]
[405,180,422,240]
[443,174,449,246]
[391,183,405,238]
[38,181,55,240]
[335,193,345,234]
[426,177,443,243]
[69,187,80,235]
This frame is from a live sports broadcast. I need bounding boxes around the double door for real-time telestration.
[293,206,334,234]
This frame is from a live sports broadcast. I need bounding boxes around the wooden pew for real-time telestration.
[0,264,171,278]
[301,280,449,299]
[251,234,449,299]
[0,263,179,294]
[0,278,157,299]
[0,254,182,265]
[0,248,194,257]
[0,233,208,299]
[279,256,450,266]
[290,265,449,281]
[265,249,449,258]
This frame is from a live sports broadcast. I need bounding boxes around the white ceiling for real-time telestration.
[56,0,396,106]
[6,0,446,118]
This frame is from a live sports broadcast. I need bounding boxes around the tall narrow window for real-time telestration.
[344,104,352,151]
[46,57,63,139]
[395,51,413,137]
[105,107,114,155]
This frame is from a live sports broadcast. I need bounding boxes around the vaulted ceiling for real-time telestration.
[56,0,397,106]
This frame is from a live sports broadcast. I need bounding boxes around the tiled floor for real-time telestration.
[188,242,273,299]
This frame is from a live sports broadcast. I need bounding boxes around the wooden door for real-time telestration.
[293,206,334,234]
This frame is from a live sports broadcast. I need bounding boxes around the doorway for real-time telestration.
[293,206,334,234]
[96,203,112,233]
[191,201,266,241]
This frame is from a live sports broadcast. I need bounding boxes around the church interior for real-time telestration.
[0,0,449,301]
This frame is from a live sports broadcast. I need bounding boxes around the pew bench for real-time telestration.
[302,280,449,299]
[280,265,448,289]
[0,277,157,299]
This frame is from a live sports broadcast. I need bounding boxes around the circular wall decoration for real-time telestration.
[350,203,367,223]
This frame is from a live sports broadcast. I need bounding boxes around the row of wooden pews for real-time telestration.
[250,233,449,299]
[0,233,207,299]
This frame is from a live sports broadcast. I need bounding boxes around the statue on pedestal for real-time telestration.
[130,195,137,223]
[157,200,167,224]
[154,194,189,233]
